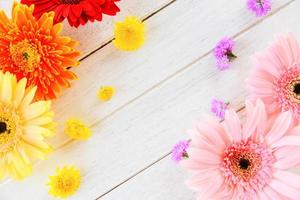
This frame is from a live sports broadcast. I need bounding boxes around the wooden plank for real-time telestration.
[101,157,194,200]
[62,0,174,58]
[0,0,294,199]
[100,2,300,199]
[0,1,13,13]
[50,0,290,148]
[0,0,174,58]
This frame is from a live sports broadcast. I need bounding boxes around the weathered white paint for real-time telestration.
[0,0,297,200]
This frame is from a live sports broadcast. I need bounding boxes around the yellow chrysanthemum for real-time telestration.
[47,166,81,198]
[113,16,145,51]
[97,86,116,101]
[64,118,92,141]
[0,71,55,180]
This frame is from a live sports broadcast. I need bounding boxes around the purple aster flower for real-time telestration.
[211,98,228,120]
[213,37,236,70]
[216,56,230,71]
[171,140,190,163]
[247,0,271,17]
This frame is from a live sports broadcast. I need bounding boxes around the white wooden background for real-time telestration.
[0,0,298,199]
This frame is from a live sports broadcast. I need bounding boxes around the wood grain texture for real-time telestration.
[50,0,289,148]
[101,2,300,199]
[62,0,174,58]
[101,157,194,200]
[0,0,296,200]
[0,0,174,59]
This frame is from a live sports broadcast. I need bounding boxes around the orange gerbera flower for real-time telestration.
[0,3,80,100]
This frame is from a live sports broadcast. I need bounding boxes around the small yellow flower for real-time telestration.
[97,86,116,101]
[113,16,145,51]
[65,118,92,141]
[47,166,81,199]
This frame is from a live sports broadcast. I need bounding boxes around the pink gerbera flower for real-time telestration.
[182,99,300,199]
[246,33,300,121]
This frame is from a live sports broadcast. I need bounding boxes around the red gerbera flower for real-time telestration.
[21,0,120,27]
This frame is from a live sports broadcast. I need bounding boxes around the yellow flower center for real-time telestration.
[10,41,41,72]
[57,176,76,192]
[0,105,21,153]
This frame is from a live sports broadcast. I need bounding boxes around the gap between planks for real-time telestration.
[97,105,245,199]
[93,0,296,198]
[0,0,177,187]
[79,0,177,62]
[56,0,177,150]
[57,0,295,152]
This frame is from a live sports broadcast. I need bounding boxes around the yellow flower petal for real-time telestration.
[0,72,55,180]
[97,86,116,102]
[64,118,92,141]
[113,16,145,51]
[13,78,27,106]
[23,101,51,120]
[47,166,81,199]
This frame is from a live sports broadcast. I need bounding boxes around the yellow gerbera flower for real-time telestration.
[113,16,145,51]
[65,118,92,141]
[0,71,55,180]
[97,86,116,101]
[47,166,81,198]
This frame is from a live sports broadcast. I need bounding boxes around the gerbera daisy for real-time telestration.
[21,0,121,27]
[246,33,300,121]
[47,166,81,198]
[182,99,300,199]
[0,71,55,180]
[0,3,80,100]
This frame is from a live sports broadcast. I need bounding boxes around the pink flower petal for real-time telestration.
[264,186,288,200]
[273,170,300,190]
[269,178,300,199]
[286,125,300,136]
[224,109,242,142]
[265,111,292,144]
[274,153,300,169]
[286,32,300,62]
[187,148,220,165]
[196,121,226,150]
[194,172,224,199]
[253,53,280,78]
[181,159,218,172]
[274,146,300,160]
[257,190,271,200]
[271,136,300,148]
[187,129,220,154]
[243,99,266,140]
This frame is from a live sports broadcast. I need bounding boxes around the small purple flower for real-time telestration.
[211,98,228,120]
[216,56,230,71]
[247,0,271,17]
[213,37,236,70]
[171,140,190,163]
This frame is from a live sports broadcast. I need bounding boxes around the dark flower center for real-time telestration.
[239,158,250,170]
[61,0,81,4]
[293,83,300,95]
[23,52,30,60]
[0,122,7,134]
